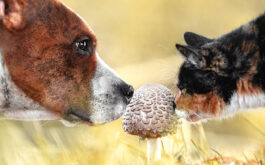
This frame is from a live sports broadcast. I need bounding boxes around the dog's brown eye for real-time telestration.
[73,39,93,56]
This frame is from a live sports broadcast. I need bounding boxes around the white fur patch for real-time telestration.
[221,93,265,117]
[89,53,127,124]
[2,110,58,121]
[175,109,188,118]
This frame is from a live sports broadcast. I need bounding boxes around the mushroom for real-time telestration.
[122,84,179,161]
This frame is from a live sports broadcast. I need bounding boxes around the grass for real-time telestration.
[0,119,264,165]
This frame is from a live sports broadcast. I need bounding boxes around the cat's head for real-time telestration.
[175,18,264,121]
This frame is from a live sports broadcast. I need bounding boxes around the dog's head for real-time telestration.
[175,15,265,121]
[0,0,134,124]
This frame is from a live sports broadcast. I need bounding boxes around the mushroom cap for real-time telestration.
[122,84,179,139]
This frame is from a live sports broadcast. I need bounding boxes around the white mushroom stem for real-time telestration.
[147,138,162,161]
[182,120,209,163]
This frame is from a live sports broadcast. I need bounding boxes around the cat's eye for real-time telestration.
[73,38,94,56]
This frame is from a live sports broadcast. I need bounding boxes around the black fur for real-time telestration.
[184,32,213,47]
[178,63,217,94]
[253,14,265,91]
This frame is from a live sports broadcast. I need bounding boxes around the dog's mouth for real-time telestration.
[62,99,128,125]
[64,109,93,125]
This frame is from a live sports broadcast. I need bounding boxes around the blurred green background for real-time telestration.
[0,0,265,164]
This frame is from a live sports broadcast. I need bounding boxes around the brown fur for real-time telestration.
[236,50,261,95]
[175,88,225,121]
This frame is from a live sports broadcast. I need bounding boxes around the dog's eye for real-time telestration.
[76,40,88,51]
[73,39,93,56]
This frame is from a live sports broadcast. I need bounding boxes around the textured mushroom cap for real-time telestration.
[123,84,179,138]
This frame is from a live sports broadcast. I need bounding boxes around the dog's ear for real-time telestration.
[0,0,25,31]
[176,43,205,68]
[184,32,213,47]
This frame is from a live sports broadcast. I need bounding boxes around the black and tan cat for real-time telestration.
[175,13,265,122]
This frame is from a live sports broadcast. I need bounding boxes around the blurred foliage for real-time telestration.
[0,0,265,164]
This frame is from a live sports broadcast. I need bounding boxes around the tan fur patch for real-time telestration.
[236,78,262,95]
[241,41,259,55]
[201,49,209,56]
[208,48,229,73]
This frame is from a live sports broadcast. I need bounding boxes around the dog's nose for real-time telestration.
[120,83,134,102]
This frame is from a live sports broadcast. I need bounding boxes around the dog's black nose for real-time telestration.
[120,83,134,102]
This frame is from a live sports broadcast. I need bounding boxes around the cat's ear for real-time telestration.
[176,43,205,67]
[184,32,213,47]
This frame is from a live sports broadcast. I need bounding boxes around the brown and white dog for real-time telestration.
[175,13,265,122]
[0,0,134,125]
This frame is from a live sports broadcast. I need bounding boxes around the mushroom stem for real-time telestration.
[182,120,209,163]
[147,138,162,161]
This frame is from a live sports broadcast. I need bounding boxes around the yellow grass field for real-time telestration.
[1,0,265,164]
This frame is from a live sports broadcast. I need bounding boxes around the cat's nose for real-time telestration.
[177,83,186,90]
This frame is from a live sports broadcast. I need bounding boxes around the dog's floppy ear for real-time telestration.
[176,43,205,68]
[0,0,25,31]
[184,32,213,47]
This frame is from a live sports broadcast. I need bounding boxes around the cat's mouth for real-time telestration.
[175,87,184,102]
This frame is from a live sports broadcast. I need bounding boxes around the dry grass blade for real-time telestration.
[210,147,224,163]
[191,139,206,156]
